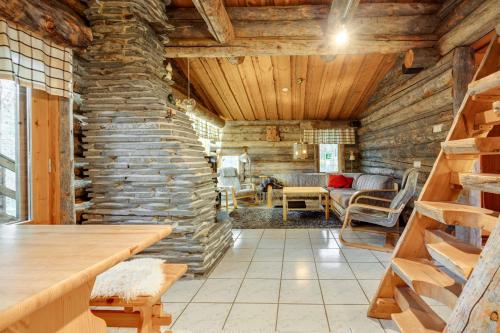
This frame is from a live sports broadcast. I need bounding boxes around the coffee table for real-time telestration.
[282,187,330,222]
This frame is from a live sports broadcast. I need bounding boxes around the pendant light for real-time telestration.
[293,131,309,160]
[181,58,196,112]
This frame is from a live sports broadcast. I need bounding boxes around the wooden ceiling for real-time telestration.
[175,53,396,121]
[168,0,441,121]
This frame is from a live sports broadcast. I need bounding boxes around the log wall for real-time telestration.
[357,54,454,189]
[79,0,232,275]
[221,120,359,181]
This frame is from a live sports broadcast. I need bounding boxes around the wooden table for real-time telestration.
[0,224,172,333]
[282,187,330,222]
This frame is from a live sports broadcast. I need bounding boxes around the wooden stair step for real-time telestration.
[391,258,462,309]
[451,172,500,195]
[392,286,446,333]
[475,109,500,128]
[424,230,481,281]
[415,201,498,233]
[441,137,500,155]
[468,71,500,101]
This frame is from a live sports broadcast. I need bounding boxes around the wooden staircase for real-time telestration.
[368,29,500,333]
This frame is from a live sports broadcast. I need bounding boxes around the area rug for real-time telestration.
[229,207,341,229]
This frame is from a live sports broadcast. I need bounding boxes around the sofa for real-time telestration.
[264,173,397,219]
[329,173,397,220]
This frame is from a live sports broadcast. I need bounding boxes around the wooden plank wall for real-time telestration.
[357,53,454,189]
[221,120,358,181]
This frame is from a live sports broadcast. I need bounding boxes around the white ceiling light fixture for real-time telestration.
[334,24,349,46]
[281,87,289,93]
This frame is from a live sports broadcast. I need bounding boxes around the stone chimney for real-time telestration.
[79,0,232,274]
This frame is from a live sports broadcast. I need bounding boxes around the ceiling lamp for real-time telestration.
[334,25,348,45]
[181,58,196,112]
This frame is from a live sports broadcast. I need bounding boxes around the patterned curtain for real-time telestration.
[0,20,73,98]
[302,128,355,144]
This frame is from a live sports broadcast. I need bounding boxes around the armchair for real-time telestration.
[339,168,419,252]
[217,167,258,209]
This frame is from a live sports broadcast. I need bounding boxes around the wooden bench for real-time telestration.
[90,263,188,333]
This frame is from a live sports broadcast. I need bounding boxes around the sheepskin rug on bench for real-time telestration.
[91,258,165,301]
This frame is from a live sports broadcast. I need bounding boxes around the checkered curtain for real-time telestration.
[303,128,355,144]
[0,20,73,98]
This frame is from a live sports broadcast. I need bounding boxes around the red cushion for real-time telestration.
[328,174,348,188]
[343,176,354,188]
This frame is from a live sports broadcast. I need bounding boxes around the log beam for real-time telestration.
[404,48,440,70]
[169,16,438,40]
[167,3,441,21]
[165,37,436,58]
[0,0,92,48]
[326,0,360,36]
[452,47,475,115]
[192,0,234,44]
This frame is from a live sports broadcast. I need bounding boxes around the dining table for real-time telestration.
[0,224,172,333]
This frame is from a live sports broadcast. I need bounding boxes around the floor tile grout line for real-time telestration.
[221,231,262,330]
[343,259,386,332]
[311,229,334,332]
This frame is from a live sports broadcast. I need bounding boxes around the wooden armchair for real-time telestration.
[217,167,258,209]
[339,168,419,252]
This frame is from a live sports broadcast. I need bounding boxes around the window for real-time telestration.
[220,156,239,172]
[0,80,29,224]
[319,144,340,173]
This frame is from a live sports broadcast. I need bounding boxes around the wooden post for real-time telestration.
[452,46,480,246]
[59,98,75,224]
[452,46,475,115]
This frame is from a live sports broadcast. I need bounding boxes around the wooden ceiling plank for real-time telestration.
[191,0,235,43]
[327,55,364,119]
[237,57,268,120]
[316,55,346,120]
[191,59,235,120]
[337,55,368,119]
[253,56,279,120]
[272,56,293,120]
[202,58,247,120]
[291,56,309,120]
[339,54,385,119]
[174,59,219,114]
[303,56,324,120]
[351,54,398,119]
[218,58,257,120]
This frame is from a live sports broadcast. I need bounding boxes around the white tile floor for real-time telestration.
[108,228,452,333]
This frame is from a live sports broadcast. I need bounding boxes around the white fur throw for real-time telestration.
[91,258,165,301]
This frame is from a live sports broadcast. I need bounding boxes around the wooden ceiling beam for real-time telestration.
[326,0,361,36]
[0,0,92,48]
[168,3,441,21]
[165,37,436,58]
[170,15,438,39]
[191,0,234,44]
